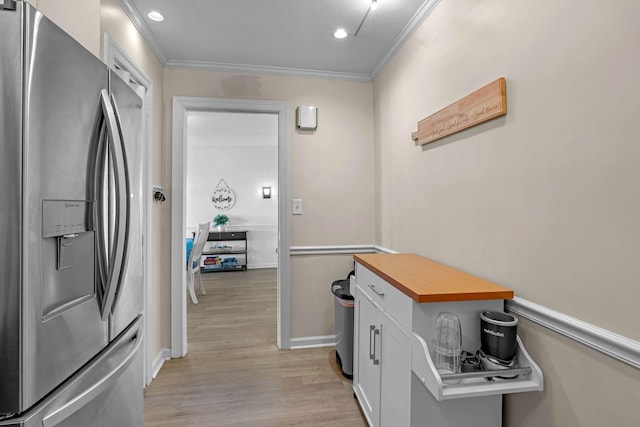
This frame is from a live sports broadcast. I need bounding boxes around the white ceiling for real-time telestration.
[121,0,440,81]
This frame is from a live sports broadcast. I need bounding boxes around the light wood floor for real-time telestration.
[144,269,366,426]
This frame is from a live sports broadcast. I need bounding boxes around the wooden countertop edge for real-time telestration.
[354,253,514,303]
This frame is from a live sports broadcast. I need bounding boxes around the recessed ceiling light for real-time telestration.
[334,28,348,39]
[147,11,164,22]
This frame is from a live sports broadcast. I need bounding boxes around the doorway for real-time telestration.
[171,98,291,357]
[185,111,278,271]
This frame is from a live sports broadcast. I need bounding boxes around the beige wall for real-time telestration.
[290,255,355,338]
[35,0,101,56]
[504,318,640,426]
[373,0,640,425]
[100,0,167,360]
[164,69,375,340]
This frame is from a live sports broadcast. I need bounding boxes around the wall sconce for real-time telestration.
[262,186,272,199]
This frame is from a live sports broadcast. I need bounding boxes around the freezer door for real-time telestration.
[21,4,109,412]
[0,316,144,427]
[0,0,23,415]
[108,73,144,340]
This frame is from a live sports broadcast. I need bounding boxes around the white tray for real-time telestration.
[411,333,543,401]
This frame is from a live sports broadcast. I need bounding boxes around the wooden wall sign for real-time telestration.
[412,78,506,145]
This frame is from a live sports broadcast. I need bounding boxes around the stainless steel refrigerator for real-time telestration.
[0,1,144,425]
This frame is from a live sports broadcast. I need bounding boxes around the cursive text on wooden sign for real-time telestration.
[412,78,506,145]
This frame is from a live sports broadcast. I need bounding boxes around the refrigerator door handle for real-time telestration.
[41,326,143,427]
[107,92,132,313]
[94,119,109,302]
[97,89,130,320]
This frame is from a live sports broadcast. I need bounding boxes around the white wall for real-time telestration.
[186,111,278,268]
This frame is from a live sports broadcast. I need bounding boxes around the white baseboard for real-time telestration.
[289,335,336,349]
[151,347,171,380]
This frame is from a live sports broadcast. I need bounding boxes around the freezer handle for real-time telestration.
[41,326,142,427]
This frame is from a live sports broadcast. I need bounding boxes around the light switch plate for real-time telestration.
[292,199,303,215]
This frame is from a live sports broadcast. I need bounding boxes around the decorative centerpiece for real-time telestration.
[213,214,229,231]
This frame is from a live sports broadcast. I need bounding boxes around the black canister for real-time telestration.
[480,311,518,362]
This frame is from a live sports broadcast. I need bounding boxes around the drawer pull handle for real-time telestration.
[368,283,385,296]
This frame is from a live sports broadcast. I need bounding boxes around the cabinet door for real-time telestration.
[354,289,381,426]
[380,315,411,427]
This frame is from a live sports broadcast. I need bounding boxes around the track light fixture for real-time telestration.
[354,0,378,37]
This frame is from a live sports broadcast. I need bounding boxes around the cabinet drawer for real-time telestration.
[356,263,412,332]
[207,231,246,241]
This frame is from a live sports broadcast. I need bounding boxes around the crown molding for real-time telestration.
[370,0,441,80]
[165,59,372,83]
[116,0,441,82]
[117,0,167,66]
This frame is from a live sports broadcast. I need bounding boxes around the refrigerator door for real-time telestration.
[21,4,109,412]
[0,0,23,415]
[108,73,144,340]
[0,316,144,427]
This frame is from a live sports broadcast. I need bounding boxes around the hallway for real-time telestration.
[144,269,365,426]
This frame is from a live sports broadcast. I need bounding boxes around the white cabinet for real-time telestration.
[352,253,543,427]
[354,291,381,423]
[353,263,411,427]
[379,316,410,427]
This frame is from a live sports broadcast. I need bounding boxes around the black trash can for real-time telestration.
[332,272,355,379]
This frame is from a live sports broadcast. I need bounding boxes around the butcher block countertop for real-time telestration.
[353,253,513,303]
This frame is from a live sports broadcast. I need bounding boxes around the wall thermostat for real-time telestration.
[296,106,317,130]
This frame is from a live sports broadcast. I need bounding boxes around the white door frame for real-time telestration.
[103,34,154,385]
[171,97,291,357]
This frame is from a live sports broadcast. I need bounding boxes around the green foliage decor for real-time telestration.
[214,214,229,226]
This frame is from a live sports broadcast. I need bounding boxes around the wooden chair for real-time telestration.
[187,222,210,304]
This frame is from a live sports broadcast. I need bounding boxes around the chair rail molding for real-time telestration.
[287,244,640,370]
[289,245,396,256]
[506,296,640,370]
